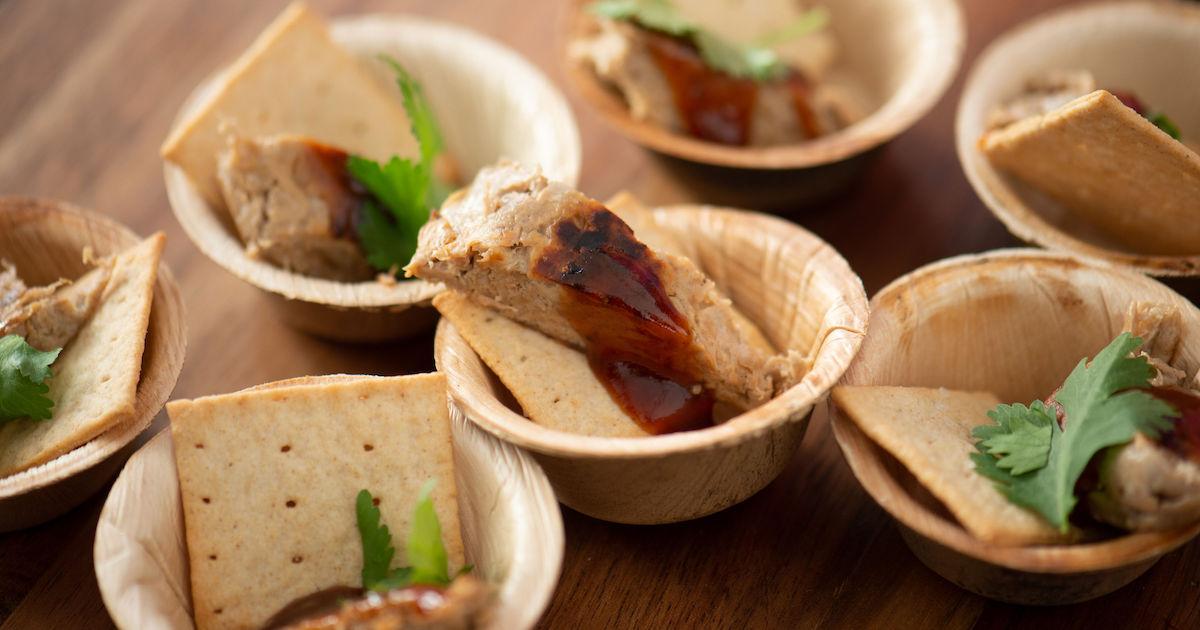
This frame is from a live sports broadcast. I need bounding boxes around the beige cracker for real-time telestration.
[832,385,1066,546]
[160,2,419,208]
[0,233,163,476]
[980,89,1200,256]
[169,373,464,630]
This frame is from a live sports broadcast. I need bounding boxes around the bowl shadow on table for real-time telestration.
[648,147,882,212]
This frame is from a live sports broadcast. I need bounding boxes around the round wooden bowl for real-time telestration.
[957,1,1200,277]
[435,205,869,524]
[94,375,564,630]
[829,248,1200,605]
[165,14,582,342]
[565,0,963,172]
[0,197,187,532]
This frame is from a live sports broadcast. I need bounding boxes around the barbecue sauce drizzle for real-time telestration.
[532,205,714,434]
[643,31,819,146]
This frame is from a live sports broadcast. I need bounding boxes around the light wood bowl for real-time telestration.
[829,248,1200,605]
[565,0,963,171]
[957,1,1200,277]
[435,205,869,524]
[165,14,582,342]
[0,197,187,532]
[94,374,564,630]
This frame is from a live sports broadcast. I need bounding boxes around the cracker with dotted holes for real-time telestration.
[0,232,164,476]
[168,373,463,630]
[434,291,647,438]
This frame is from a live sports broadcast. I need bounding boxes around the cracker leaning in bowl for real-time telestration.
[421,160,868,523]
[830,250,1200,605]
[161,2,580,340]
[0,198,184,532]
[99,372,559,630]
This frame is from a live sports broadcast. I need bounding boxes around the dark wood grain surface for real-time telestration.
[2,0,1197,628]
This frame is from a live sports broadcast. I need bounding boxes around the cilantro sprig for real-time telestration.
[589,0,827,81]
[1148,113,1182,140]
[972,333,1176,531]
[356,480,465,592]
[347,58,450,274]
[0,335,61,422]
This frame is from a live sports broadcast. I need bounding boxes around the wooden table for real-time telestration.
[2,0,1198,627]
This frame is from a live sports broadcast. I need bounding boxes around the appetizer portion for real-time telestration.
[572,0,859,146]
[0,234,163,477]
[409,160,803,436]
[162,3,454,282]
[835,303,1200,546]
[979,70,1200,256]
[168,374,484,630]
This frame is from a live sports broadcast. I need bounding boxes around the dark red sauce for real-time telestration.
[303,141,367,240]
[643,31,819,146]
[532,204,714,434]
[1143,386,1200,461]
[261,585,364,629]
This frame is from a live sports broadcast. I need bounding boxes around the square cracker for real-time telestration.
[160,2,419,207]
[832,385,1065,546]
[0,233,164,476]
[435,291,647,438]
[980,89,1200,255]
[169,373,464,630]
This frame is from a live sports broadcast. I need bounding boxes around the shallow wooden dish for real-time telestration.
[565,0,963,173]
[435,205,869,524]
[165,13,582,342]
[0,197,187,532]
[829,249,1200,605]
[957,1,1200,277]
[94,375,564,630]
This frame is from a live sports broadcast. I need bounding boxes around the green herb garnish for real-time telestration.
[971,333,1175,531]
[0,335,61,422]
[589,0,826,81]
[1148,112,1182,140]
[356,480,460,592]
[347,58,450,274]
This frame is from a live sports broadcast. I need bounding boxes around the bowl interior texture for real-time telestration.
[957,1,1200,274]
[95,399,563,630]
[568,0,963,169]
[165,14,581,308]
[837,250,1200,573]
[438,205,868,457]
[0,199,186,524]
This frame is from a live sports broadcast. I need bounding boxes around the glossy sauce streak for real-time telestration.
[260,585,364,629]
[532,205,713,434]
[305,141,366,240]
[644,31,819,146]
[1144,386,1200,461]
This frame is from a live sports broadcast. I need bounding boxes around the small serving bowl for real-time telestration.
[830,249,1200,605]
[0,197,187,532]
[436,205,868,524]
[564,0,963,182]
[94,375,564,630]
[165,13,582,342]
[957,1,1200,277]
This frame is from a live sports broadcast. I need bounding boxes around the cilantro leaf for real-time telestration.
[406,479,451,586]
[0,335,61,422]
[356,489,397,590]
[972,401,1054,475]
[381,57,445,173]
[755,8,830,47]
[973,333,1176,531]
[589,0,797,81]
[1149,113,1182,140]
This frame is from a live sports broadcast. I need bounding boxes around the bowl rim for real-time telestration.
[93,377,565,630]
[434,204,869,460]
[0,196,187,501]
[955,0,1200,277]
[830,247,1200,574]
[164,12,583,309]
[563,0,966,170]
